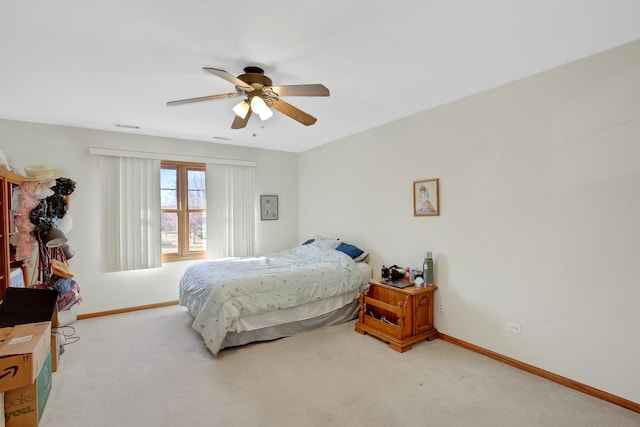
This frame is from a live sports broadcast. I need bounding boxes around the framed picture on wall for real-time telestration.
[413,178,439,216]
[260,195,278,220]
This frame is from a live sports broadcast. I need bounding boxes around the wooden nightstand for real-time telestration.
[354,279,438,352]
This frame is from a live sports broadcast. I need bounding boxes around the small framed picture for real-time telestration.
[260,195,278,220]
[413,178,439,216]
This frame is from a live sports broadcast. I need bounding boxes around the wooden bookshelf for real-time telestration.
[0,167,25,299]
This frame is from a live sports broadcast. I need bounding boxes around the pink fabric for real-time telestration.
[15,181,40,261]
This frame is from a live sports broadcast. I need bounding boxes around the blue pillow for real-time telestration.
[302,238,315,245]
[335,242,364,260]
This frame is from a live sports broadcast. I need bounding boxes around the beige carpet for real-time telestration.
[40,305,639,427]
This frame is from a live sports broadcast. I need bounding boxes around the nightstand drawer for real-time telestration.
[362,295,411,339]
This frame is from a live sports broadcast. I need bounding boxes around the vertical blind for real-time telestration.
[101,156,162,272]
[94,148,257,271]
[206,164,255,258]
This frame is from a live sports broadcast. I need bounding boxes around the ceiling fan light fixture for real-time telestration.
[250,96,273,121]
[257,107,273,121]
[232,100,250,119]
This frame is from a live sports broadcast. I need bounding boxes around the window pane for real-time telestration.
[189,212,206,252]
[161,169,177,209]
[161,212,178,254]
[161,189,177,209]
[188,170,206,209]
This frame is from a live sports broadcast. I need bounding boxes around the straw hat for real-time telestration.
[51,259,73,279]
[24,165,64,181]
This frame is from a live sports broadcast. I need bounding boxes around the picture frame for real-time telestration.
[413,178,439,216]
[260,195,278,220]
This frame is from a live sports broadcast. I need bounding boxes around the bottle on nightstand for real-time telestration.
[422,252,434,286]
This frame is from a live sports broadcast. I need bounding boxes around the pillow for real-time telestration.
[353,251,369,263]
[308,235,341,249]
[311,238,341,250]
[335,242,369,262]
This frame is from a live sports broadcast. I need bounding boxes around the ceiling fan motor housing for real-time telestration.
[237,66,273,89]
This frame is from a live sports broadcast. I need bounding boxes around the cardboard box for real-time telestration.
[50,311,59,374]
[3,350,52,427]
[0,288,59,376]
[0,323,51,394]
[49,333,59,374]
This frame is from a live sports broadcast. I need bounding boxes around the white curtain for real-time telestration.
[206,164,255,258]
[101,156,161,272]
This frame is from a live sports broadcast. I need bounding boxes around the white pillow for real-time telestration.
[353,251,369,262]
[310,235,341,250]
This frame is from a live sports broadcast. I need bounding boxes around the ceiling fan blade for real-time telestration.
[231,110,252,129]
[204,67,254,90]
[167,93,240,106]
[270,99,318,126]
[269,84,329,97]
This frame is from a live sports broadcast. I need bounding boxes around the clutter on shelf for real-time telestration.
[15,166,82,312]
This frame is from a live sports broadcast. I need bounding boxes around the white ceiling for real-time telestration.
[1,2,640,153]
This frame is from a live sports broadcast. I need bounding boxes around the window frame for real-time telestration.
[161,160,206,262]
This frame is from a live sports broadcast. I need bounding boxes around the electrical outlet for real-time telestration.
[439,302,444,312]
[506,322,521,334]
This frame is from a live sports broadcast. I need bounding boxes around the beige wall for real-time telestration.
[298,40,640,403]
[0,122,299,314]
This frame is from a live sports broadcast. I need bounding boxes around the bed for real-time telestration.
[179,241,372,355]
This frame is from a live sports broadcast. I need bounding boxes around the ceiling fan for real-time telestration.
[167,66,330,129]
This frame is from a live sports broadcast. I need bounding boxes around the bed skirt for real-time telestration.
[221,299,360,350]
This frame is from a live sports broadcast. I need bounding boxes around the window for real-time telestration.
[92,147,257,270]
[161,161,206,261]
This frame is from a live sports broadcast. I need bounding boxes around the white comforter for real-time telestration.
[179,244,362,355]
